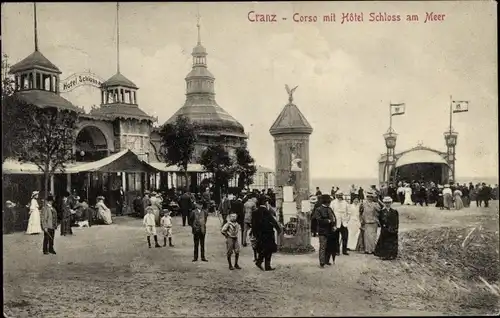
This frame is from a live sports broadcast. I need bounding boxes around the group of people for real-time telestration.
[376,180,497,209]
[140,188,281,272]
[310,190,399,268]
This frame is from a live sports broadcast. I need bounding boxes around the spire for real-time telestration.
[116,2,120,73]
[33,2,38,51]
[196,4,201,45]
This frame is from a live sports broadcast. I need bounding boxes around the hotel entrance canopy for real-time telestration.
[66,149,160,174]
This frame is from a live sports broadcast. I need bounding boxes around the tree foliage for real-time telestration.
[200,145,235,192]
[158,115,198,189]
[234,145,257,189]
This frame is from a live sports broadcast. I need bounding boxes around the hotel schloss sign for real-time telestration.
[60,72,104,92]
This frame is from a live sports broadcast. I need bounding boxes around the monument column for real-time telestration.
[269,85,314,254]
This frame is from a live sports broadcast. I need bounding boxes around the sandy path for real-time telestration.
[3,203,498,317]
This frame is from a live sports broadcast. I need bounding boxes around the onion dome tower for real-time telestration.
[270,85,313,204]
[164,12,247,161]
[8,3,80,113]
[90,3,154,159]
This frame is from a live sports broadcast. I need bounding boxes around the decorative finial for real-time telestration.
[417,140,423,147]
[285,84,299,103]
[33,2,39,51]
[116,2,120,73]
[196,4,201,45]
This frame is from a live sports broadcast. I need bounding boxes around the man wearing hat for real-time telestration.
[179,191,193,227]
[311,194,337,268]
[331,191,350,255]
[189,200,209,262]
[60,191,74,236]
[374,196,399,260]
[309,195,321,237]
[41,196,58,255]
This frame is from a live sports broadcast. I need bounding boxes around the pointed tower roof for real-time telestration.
[269,102,313,136]
[9,50,61,74]
[101,72,138,89]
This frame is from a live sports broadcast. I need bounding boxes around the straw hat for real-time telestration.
[382,196,393,203]
[444,184,450,188]
[366,191,375,197]
[96,196,105,201]
[336,191,344,196]
[144,190,150,195]
[31,191,39,198]
[309,195,318,203]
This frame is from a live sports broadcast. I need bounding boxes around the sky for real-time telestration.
[1,1,498,179]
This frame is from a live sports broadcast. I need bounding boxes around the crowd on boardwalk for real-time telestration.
[3,180,497,271]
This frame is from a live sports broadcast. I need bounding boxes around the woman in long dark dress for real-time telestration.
[251,195,281,271]
[435,185,444,209]
[60,191,74,236]
[374,196,399,260]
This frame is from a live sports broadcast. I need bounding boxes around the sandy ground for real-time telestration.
[3,202,499,317]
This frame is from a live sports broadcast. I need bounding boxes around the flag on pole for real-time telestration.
[390,103,406,116]
[452,100,469,113]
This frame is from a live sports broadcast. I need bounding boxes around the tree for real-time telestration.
[200,145,235,195]
[234,145,257,190]
[2,54,79,198]
[158,115,198,190]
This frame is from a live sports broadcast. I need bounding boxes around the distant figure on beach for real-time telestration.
[442,184,453,210]
[453,188,464,210]
[403,184,414,205]
[435,185,444,210]
[315,187,322,196]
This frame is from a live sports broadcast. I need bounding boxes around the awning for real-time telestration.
[256,165,274,173]
[66,149,159,173]
[2,159,77,175]
[148,162,205,173]
[395,149,449,168]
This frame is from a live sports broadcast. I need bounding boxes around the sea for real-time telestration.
[311,177,499,194]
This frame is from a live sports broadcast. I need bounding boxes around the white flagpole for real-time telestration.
[389,101,392,131]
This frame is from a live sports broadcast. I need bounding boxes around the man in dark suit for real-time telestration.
[179,191,193,226]
[116,186,125,216]
[189,200,208,262]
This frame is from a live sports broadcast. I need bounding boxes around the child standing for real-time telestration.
[160,209,174,247]
[143,206,161,248]
[221,213,242,270]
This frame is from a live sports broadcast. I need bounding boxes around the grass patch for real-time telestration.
[397,213,500,314]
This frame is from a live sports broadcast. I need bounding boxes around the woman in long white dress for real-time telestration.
[403,184,414,205]
[26,191,43,234]
[95,196,113,225]
[454,189,464,210]
[347,199,360,251]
